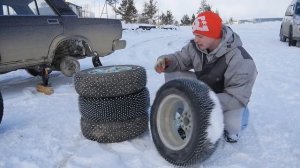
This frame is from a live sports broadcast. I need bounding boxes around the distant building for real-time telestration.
[238,19,253,24]
[238,18,283,24]
[253,18,283,23]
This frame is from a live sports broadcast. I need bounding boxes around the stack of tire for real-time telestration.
[74,65,149,143]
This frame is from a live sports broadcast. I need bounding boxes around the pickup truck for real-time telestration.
[0,0,126,80]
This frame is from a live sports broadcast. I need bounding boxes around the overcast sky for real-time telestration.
[68,0,293,21]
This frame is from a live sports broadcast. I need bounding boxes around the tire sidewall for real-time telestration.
[150,80,214,164]
[79,88,150,122]
[151,88,199,162]
[78,65,141,79]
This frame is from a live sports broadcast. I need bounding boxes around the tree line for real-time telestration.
[107,0,221,25]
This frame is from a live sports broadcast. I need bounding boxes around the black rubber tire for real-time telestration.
[79,88,150,122]
[150,79,223,166]
[74,65,147,98]
[0,92,3,125]
[80,115,148,143]
[279,27,286,42]
[288,27,297,46]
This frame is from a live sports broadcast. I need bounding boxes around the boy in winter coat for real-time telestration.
[154,11,257,143]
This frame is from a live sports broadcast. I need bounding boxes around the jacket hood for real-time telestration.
[198,26,243,58]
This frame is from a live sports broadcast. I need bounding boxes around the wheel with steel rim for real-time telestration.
[150,78,224,166]
[156,93,193,151]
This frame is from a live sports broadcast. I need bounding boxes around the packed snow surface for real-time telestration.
[0,21,299,168]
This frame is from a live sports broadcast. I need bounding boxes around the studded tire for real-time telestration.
[80,114,148,143]
[150,79,224,166]
[79,88,150,122]
[0,91,3,125]
[74,65,147,98]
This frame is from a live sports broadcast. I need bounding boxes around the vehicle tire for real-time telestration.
[92,56,102,67]
[279,27,286,42]
[150,79,224,166]
[0,92,3,125]
[26,68,52,77]
[60,57,80,77]
[74,65,147,98]
[79,88,150,122]
[288,27,297,46]
[80,115,148,143]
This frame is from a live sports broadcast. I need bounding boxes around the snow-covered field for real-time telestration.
[0,21,300,168]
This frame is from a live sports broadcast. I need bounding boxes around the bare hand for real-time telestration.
[154,58,170,73]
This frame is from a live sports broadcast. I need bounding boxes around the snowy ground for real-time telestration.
[0,21,300,168]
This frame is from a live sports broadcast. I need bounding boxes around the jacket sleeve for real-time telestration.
[217,51,258,112]
[157,42,195,72]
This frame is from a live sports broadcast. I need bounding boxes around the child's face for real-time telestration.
[194,34,216,50]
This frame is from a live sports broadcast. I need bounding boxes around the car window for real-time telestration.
[28,0,56,15]
[0,0,56,16]
[67,2,82,17]
[1,5,17,16]
[296,2,300,15]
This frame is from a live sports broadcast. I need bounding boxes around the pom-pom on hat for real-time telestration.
[192,11,222,39]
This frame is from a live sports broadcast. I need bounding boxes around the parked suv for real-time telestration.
[0,0,126,80]
[280,0,300,46]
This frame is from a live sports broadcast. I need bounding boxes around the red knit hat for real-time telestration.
[192,11,222,39]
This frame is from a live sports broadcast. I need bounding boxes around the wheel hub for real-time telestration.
[156,94,193,150]
[60,57,80,77]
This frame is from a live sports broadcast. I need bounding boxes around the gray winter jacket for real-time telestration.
[159,26,257,112]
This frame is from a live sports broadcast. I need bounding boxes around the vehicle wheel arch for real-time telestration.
[47,35,93,62]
